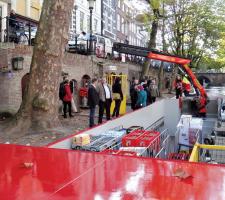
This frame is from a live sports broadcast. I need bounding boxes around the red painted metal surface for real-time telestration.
[148,52,191,65]
[1,144,225,200]
[101,149,138,156]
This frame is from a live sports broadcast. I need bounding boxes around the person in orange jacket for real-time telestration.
[174,75,183,99]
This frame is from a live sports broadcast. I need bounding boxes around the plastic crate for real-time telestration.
[121,130,145,147]
[126,126,144,134]
[121,130,160,147]
[119,147,149,157]
[103,129,127,137]
[71,135,103,150]
[83,136,120,152]
[168,153,190,160]
[138,132,160,148]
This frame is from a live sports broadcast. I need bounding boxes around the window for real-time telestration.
[94,19,98,32]
[0,6,2,18]
[80,11,84,31]
[94,1,97,11]
[125,22,128,35]
[121,18,124,33]
[122,3,124,11]
[118,0,120,8]
[99,37,105,44]
[108,19,111,32]
[117,14,120,31]
[87,16,90,32]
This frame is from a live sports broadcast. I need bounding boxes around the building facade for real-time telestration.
[1,0,149,47]
[69,0,102,40]
[0,0,10,19]
[11,0,42,21]
[116,0,148,47]
[102,0,117,41]
[0,0,10,41]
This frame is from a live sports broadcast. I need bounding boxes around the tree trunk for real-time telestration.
[142,16,159,78]
[5,0,74,135]
[158,0,165,96]
[158,62,164,96]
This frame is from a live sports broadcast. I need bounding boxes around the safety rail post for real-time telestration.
[75,36,77,52]
[189,143,199,162]
[93,40,96,55]
[86,40,89,55]
[104,41,106,58]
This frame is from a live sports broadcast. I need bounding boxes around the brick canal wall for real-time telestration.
[0,44,144,114]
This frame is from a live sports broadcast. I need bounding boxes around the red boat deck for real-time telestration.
[0,144,224,200]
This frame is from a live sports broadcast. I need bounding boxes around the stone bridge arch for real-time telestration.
[197,75,212,86]
[195,73,225,86]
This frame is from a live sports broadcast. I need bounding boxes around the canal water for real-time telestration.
[206,87,225,98]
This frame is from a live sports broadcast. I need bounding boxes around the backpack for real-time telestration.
[59,83,65,100]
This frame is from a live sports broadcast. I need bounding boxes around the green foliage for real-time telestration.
[161,0,225,69]
[215,32,225,68]
[141,0,225,74]
[149,0,160,10]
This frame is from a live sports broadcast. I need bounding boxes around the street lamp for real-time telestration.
[87,0,96,54]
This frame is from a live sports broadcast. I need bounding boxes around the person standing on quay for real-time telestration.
[149,79,159,103]
[130,78,139,110]
[97,77,112,124]
[174,75,183,99]
[63,79,73,118]
[88,78,99,127]
[136,85,147,109]
[112,77,123,118]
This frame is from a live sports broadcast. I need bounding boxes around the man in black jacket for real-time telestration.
[88,78,99,127]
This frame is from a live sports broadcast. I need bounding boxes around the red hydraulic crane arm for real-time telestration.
[112,43,207,99]
[148,52,207,99]
[182,64,207,98]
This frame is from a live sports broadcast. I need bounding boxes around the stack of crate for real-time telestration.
[120,130,160,157]
[121,130,160,148]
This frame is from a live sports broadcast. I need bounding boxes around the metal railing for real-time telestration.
[66,37,97,56]
[189,143,225,164]
[0,16,36,45]
[145,117,165,131]
[106,128,171,159]
[140,128,170,158]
